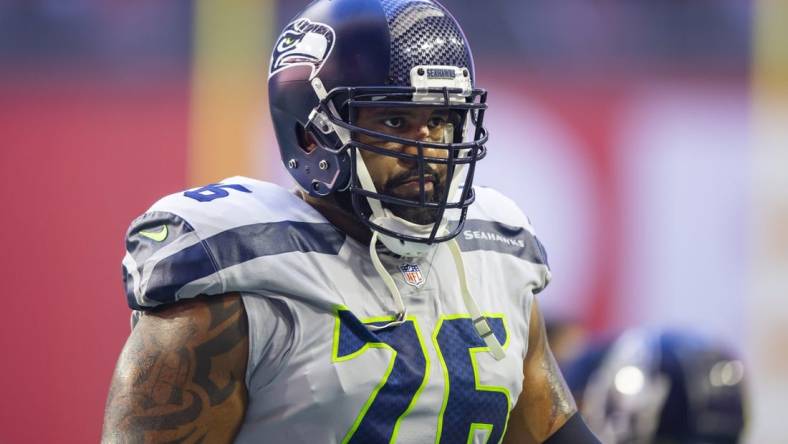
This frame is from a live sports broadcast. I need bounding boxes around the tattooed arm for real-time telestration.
[102,293,249,444]
[504,298,577,444]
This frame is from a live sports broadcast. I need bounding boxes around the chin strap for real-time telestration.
[366,232,506,361]
[447,238,506,361]
[354,149,387,217]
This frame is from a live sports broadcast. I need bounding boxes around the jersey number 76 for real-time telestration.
[333,308,511,444]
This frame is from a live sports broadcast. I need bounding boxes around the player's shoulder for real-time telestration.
[468,186,536,231]
[460,185,549,268]
[142,176,324,234]
[122,177,340,310]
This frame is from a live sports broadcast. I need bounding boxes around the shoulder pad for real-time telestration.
[147,177,331,234]
[468,186,533,229]
[461,186,551,289]
[122,177,345,310]
[122,210,221,310]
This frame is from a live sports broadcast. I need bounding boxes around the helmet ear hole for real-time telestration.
[295,122,318,153]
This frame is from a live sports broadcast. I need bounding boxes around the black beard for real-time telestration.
[389,203,440,225]
[383,178,446,225]
[341,171,447,226]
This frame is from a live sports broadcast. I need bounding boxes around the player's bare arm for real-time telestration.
[102,293,248,444]
[504,298,587,444]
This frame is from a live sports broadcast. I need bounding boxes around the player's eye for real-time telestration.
[382,117,405,129]
[427,116,447,129]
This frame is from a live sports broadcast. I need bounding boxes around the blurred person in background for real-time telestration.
[101,0,600,443]
[562,329,747,444]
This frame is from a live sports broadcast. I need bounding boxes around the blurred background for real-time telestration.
[0,0,785,442]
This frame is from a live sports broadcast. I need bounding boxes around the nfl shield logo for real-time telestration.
[399,263,425,288]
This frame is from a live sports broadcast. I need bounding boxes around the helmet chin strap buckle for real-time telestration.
[310,77,352,145]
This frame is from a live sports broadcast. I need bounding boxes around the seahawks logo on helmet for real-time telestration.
[270,18,336,79]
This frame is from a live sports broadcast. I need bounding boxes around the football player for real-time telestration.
[102,0,600,443]
[563,329,747,444]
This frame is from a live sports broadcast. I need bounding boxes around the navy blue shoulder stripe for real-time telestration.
[457,219,548,266]
[137,221,345,306]
[204,221,346,268]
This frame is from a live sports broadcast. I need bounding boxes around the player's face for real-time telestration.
[354,107,454,225]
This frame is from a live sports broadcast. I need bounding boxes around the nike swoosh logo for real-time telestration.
[139,225,168,242]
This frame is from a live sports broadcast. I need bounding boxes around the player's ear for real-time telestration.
[295,123,318,153]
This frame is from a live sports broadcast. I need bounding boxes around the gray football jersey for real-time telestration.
[122,177,551,444]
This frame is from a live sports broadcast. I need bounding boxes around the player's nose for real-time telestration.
[397,123,431,166]
[401,123,433,154]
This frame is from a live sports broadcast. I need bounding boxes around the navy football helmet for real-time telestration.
[268,0,488,256]
[563,329,747,444]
